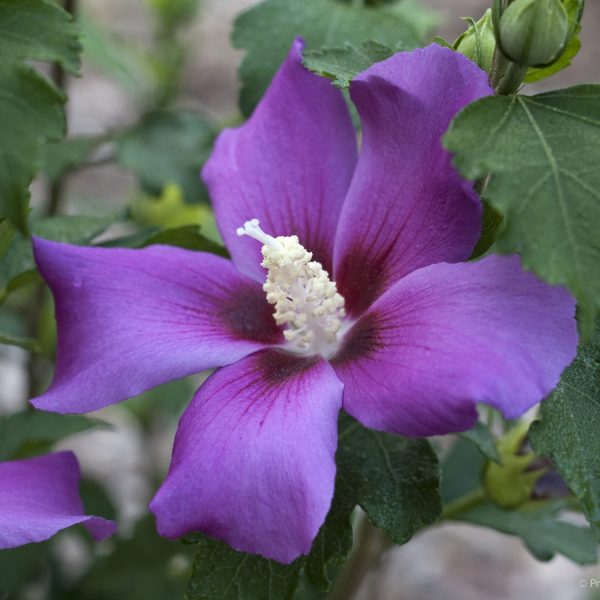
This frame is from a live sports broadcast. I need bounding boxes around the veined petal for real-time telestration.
[203,38,357,282]
[332,255,577,436]
[32,239,282,413]
[334,45,492,316]
[0,452,116,549]
[150,349,343,564]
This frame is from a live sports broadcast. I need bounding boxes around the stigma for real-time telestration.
[237,219,346,357]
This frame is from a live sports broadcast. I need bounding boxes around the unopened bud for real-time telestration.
[499,0,569,67]
[454,10,496,73]
[484,421,547,509]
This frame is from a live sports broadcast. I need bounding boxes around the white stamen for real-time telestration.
[236,218,280,250]
[237,218,346,357]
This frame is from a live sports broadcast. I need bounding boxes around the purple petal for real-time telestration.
[0,451,116,549]
[334,45,492,316]
[32,239,282,413]
[150,349,343,563]
[203,39,357,282]
[332,255,577,436]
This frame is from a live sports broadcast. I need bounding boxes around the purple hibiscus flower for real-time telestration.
[0,451,116,549]
[30,42,577,563]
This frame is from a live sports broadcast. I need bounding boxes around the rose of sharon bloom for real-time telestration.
[0,451,116,549]
[31,42,578,563]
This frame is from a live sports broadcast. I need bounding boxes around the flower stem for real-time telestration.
[494,61,528,95]
[441,488,487,521]
[329,515,391,600]
[489,42,527,96]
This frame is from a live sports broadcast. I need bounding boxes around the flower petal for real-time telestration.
[334,45,492,316]
[332,255,577,436]
[203,38,357,282]
[150,349,343,563]
[32,239,282,413]
[0,451,116,549]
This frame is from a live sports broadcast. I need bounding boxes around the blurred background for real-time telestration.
[1,1,599,599]
[33,0,600,218]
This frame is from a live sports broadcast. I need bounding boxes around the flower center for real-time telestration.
[237,219,346,357]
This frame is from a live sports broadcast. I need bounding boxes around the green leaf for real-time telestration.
[187,536,302,600]
[100,227,162,249]
[0,306,29,338]
[387,0,440,40]
[303,478,355,591]
[42,135,105,183]
[0,0,83,232]
[233,0,427,116]
[0,64,66,233]
[75,517,195,600]
[0,411,107,461]
[0,0,81,75]
[444,85,600,332]
[145,0,203,35]
[140,225,229,257]
[100,225,228,257]
[337,414,441,544]
[0,219,15,261]
[433,36,453,50]
[459,420,501,464]
[441,437,485,504]
[458,501,598,565]
[80,15,153,97]
[79,478,118,523]
[303,41,396,88]
[116,111,216,204]
[0,214,115,299]
[529,327,600,537]
[0,541,51,593]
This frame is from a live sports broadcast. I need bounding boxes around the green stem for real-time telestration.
[489,35,527,96]
[329,515,391,600]
[26,0,77,400]
[47,0,77,215]
[486,406,496,431]
[495,61,528,95]
[441,488,487,521]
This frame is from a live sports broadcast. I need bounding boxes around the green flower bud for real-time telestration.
[499,0,569,67]
[484,421,547,509]
[454,10,496,73]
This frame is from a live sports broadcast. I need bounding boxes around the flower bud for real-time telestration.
[484,421,547,509]
[499,0,569,67]
[454,10,496,73]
